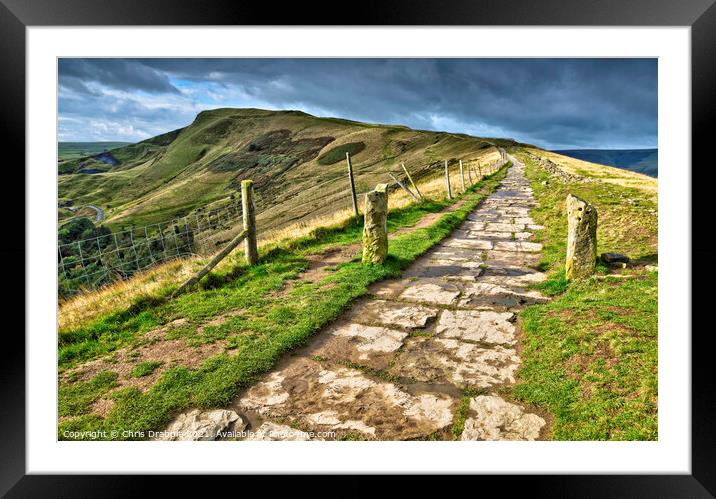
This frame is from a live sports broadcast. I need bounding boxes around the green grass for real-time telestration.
[317,141,366,165]
[513,274,657,440]
[130,361,164,378]
[58,166,509,440]
[509,152,658,440]
[58,371,118,418]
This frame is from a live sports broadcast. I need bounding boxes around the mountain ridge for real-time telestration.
[58,108,522,231]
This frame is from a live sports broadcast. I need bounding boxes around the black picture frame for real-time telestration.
[2,0,713,495]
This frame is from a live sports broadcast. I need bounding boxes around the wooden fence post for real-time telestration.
[242,179,258,265]
[172,228,249,297]
[459,159,466,192]
[388,172,419,201]
[477,162,482,178]
[401,163,423,199]
[467,161,473,185]
[346,152,359,218]
[444,160,452,200]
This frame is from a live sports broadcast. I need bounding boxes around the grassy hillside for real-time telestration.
[58,108,517,232]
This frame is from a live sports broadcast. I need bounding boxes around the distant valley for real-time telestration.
[58,141,132,162]
[552,148,657,177]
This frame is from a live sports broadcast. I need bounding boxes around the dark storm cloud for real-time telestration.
[58,58,657,149]
[59,59,180,94]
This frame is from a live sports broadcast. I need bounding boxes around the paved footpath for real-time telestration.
[226,156,550,441]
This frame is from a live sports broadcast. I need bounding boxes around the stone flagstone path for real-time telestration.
[160,156,550,441]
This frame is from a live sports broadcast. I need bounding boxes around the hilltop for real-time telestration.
[58,108,521,233]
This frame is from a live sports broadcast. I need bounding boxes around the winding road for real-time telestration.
[86,204,105,222]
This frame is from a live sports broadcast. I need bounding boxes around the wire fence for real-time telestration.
[58,149,506,298]
[58,200,245,297]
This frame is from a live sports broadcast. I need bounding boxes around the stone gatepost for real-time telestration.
[362,183,389,264]
[565,194,598,280]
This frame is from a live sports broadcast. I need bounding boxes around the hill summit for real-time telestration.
[58,108,521,231]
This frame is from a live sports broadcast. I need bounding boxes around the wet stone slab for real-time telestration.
[485,250,542,268]
[493,241,544,253]
[156,409,245,441]
[399,280,461,305]
[236,357,455,440]
[390,337,520,389]
[430,246,486,261]
[443,238,494,250]
[479,270,548,287]
[457,282,549,309]
[404,262,484,280]
[460,221,487,231]
[309,322,408,370]
[435,309,516,345]
[369,278,411,299]
[460,395,546,441]
[460,231,534,242]
[484,223,527,233]
[344,299,439,329]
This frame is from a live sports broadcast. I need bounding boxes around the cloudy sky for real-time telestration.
[58,58,657,150]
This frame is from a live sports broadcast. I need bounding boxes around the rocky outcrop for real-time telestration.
[528,153,597,183]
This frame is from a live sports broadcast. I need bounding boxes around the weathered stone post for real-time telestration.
[362,183,389,264]
[242,179,258,265]
[565,194,598,280]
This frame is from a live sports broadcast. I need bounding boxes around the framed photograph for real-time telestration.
[3,0,714,494]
